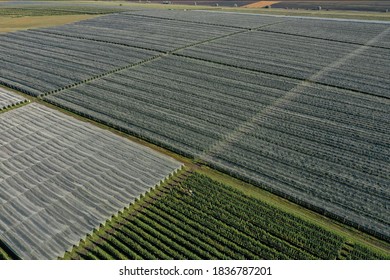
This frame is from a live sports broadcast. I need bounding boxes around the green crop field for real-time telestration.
[60,173,389,260]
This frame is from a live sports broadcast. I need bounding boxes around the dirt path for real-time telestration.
[244,1,280,8]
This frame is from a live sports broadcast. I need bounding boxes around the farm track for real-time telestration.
[3,11,388,100]
[121,11,288,30]
[34,29,253,97]
[29,18,292,98]
[0,30,160,97]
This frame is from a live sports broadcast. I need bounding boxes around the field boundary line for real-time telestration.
[171,53,390,101]
[120,12,249,30]
[59,10,390,52]
[0,99,30,114]
[66,165,317,260]
[40,53,164,97]
[33,17,290,56]
[120,12,291,31]
[39,19,289,98]
[30,29,165,53]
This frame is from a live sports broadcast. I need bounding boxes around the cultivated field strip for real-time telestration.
[44,56,390,240]
[0,88,26,110]
[45,57,299,157]
[65,173,389,260]
[0,6,124,16]
[0,30,159,96]
[261,18,390,49]
[123,10,287,29]
[177,30,390,98]
[0,103,182,259]
[36,13,239,52]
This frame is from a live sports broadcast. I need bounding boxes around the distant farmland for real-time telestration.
[271,1,390,12]
[125,0,390,12]
[0,7,389,259]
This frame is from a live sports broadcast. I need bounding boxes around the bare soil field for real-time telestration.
[244,1,280,8]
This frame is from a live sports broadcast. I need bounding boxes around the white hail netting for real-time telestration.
[0,103,183,259]
[0,88,26,110]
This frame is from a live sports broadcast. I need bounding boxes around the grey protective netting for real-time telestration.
[45,54,390,240]
[0,103,183,259]
[0,88,27,110]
